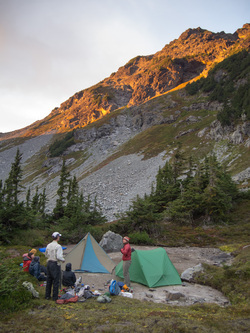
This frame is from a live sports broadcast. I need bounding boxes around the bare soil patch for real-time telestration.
[63,245,231,306]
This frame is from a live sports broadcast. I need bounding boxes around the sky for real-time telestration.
[0,0,249,133]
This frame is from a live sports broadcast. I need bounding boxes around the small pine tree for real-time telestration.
[53,160,70,220]
[26,188,31,209]
[3,149,23,207]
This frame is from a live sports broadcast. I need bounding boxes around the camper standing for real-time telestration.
[45,232,65,301]
[120,236,132,287]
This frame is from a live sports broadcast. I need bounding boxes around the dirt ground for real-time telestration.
[63,245,231,306]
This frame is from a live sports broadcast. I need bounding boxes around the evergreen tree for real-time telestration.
[53,160,70,220]
[119,194,157,234]
[31,186,40,212]
[3,149,23,207]
[0,180,3,209]
[85,196,107,226]
[172,143,186,182]
[64,176,79,218]
[26,187,31,209]
[167,155,239,225]
[153,161,180,212]
[202,156,238,223]
[0,150,29,241]
[39,188,47,215]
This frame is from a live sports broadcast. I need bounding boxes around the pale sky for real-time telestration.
[0,0,249,133]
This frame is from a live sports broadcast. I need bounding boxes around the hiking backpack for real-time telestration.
[109,280,120,296]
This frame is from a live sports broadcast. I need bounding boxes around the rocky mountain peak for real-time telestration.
[1,24,249,141]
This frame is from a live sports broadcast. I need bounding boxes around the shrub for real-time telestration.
[49,131,75,157]
[0,253,33,314]
[10,229,47,246]
[128,231,153,245]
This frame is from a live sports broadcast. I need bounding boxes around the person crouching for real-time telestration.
[62,263,76,287]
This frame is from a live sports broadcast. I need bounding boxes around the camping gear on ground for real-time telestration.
[84,289,93,299]
[65,287,76,296]
[61,232,115,273]
[22,281,39,298]
[120,291,133,298]
[59,292,76,300]
[77,286,85,297]
[75,276,82,286]
[121,284,130,292]
[115,248,182,288]
[117,281,125,290]
[97,295,111,303]
[109,279,120,295]
[56,295,78,304]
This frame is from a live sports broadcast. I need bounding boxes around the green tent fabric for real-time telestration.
[115,248,182,287]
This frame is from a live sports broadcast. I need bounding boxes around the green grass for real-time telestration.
[0,254,249,332]
[1,297,249,332]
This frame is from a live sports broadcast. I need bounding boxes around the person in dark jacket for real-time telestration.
[62,263,76,287]
[29,256,47,281]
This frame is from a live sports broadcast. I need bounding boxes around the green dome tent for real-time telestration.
[115,248,182,288]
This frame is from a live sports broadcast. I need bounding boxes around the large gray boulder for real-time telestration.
[99,231,123,253]
[181,263,204,282]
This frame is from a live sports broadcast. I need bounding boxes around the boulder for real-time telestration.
[210,252,232,266]
[181,263,204,282]
[99,231,123,253]
[165,291,186,301]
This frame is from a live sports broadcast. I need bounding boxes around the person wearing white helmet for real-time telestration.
[45,232,65,301]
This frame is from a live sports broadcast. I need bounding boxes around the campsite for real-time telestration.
[61,240,230,306]
[1,230,250,332]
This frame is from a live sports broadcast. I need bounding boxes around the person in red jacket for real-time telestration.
[23,252,34,272]
[120,236,132,288]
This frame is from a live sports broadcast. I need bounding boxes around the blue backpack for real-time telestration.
[109,280,120,295]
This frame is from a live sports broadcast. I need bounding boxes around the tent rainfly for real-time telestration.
[115,247,182,287]
[61,233,115,273]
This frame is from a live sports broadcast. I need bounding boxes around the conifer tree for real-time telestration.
[4,149,23,207]
[39,188,47,215]
[153,161,180,212]
[118,194,157,234]
[202,155,238,223]
[53,159,70,220]
[0,180,3,209]
[64,176,79,218]
[26,187,31,209]
[31,186,40,212]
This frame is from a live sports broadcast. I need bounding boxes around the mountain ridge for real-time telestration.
[1,23,249,140]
